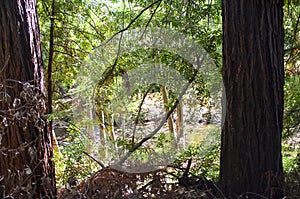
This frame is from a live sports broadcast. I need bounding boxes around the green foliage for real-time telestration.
[54,127,101,187]
[284,75,300,138]
[283,0,300,139]
[283,154,299,174]
[37,0,106,121]
[282,144,300,197]
[175,127,221,180]
[36,0,300,191]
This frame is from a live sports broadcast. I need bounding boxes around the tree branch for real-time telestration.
[83,151,105,168]
[117,53,208,164]
[98,0,162,47]
[140,0,163,39]
[131,83,156,145]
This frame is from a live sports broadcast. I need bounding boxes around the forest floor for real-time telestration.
[57,163,300,199]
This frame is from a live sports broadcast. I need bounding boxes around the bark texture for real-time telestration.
[220,1,284,198]
[0,0,56,198]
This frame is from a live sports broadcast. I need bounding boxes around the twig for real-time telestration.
[83,151,105,168]
[131,83,156,144]
[140,0,163,39]
[96,30,124,90]
[138,179,157,192]
[96,0,162,48]
[182,158,192,178]
[94,1,163,95]
[284,45,300,53]
[211,181,226,199]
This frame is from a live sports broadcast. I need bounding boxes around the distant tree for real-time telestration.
[220,1,284,198]
[0,0,56,198]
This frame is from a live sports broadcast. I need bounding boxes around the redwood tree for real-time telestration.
[0,0,56,198]
[220,1,284,198]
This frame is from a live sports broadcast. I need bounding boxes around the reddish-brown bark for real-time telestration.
[220,1,284,198]
[0,0,56,198]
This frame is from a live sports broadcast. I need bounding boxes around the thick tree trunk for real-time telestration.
[220,1,284,198]
[0,0,56,198]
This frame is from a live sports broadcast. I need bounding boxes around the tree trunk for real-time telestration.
[220,1,284,198]
[161,86,175,136]
[176,101,184,148]
[97,110,108,159]
[0,0,56,198]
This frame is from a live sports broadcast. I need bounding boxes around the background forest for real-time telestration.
[38,0,299,198]
[37,0,299,197]
[0,0,299,198]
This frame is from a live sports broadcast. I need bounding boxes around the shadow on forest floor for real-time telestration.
[58,166,221,199]
[57,158,300,199]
